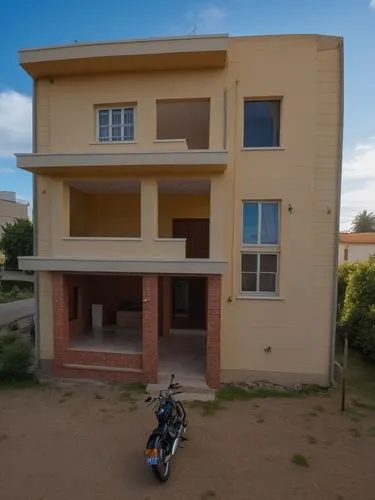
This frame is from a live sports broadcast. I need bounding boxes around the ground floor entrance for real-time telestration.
[170,277,207,330]
[51,272,221,388]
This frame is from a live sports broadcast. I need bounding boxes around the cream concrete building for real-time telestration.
[16,33,343,388]
[339,233,375,263]
[0,191,28,236]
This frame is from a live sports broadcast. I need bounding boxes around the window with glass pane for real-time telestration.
[241,253,278,293]
[98,106,135,142]
[243,100,281,148]
[98,110,110,142]
[243,202,279,245]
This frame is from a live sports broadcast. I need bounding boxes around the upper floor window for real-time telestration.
[97,106,135,142]
[243,100,281,148]
[243,201,279,245]
[241,201,280,295]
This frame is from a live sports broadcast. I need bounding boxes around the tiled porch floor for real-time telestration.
[69,327,207,381]
[70,327,142,353]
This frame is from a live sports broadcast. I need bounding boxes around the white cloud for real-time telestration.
[186,3,227,33]
[370,0,375,9]
[340,138,375,230]
[0,167,16,174]
[0,90,32,158]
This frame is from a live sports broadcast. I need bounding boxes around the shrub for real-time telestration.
[0,335,34,382]
[7,320,19,332]
[340,260,375,362]
[337,262,357,323]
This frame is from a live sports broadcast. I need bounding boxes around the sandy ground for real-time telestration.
[0,383,374,500]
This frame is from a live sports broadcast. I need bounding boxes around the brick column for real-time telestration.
[207,275,221,388]
[162,276,171,336]
[142,275,158,383]
[52,272,69,367]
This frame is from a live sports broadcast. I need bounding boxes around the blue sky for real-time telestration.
[0,0,374,228]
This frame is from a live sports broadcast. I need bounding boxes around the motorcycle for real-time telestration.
[144,374,188,483]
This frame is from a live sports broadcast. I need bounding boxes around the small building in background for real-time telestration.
[0,191,29,236]
[339,232,375,263]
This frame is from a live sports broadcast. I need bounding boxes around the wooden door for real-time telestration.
[172,218,209,258]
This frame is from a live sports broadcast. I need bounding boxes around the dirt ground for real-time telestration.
[0,383,374,500]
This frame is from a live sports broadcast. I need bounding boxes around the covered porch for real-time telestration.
[52,271,221,387]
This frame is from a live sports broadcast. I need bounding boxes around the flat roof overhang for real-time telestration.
[19,34,229,78]
[16,151,228,176]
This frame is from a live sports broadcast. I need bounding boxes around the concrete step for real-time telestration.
[146,375,216,402]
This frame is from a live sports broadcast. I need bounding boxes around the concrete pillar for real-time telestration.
[52,272,69,367]
[141,179,158,242]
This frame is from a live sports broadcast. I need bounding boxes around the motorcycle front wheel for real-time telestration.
[152,437,171,483]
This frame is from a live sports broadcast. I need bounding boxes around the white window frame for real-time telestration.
[96,105,136,143]
[240,201,280,296]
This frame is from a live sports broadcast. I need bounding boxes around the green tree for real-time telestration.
[350,210,375,233]
[340,259,375,362]
[0,219,33,271]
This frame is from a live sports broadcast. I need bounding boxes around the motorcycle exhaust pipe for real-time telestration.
[171,437,181,456]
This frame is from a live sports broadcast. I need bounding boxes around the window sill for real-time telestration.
[236,294,284,301]
[89,141,138,145]
[241,146,285,151]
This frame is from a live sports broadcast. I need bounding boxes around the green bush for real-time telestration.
[0,335,34,382]
[340,260,375,362]
[337,262,357,322]
[0,281,34,295]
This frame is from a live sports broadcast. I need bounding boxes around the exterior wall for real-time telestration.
[32,34,342,385]
[158,194,209,238]
[38,271,54,360]
[70,188,141,237]
[339,243,375,264]
[35,69,225,152]
[68,189,209,238]
[217,36,341,385]
[0,199,28,235]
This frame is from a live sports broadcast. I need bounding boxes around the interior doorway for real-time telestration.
[171,277,207,330]
[172,218,209,258]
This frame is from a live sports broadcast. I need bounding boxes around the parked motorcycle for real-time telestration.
[144,374,188,482]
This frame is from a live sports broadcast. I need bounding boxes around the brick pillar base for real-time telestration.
[142,275,158,383]
[207,275,221,388]
[52,272,69,366]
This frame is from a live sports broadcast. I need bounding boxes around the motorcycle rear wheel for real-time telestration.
[152,438,171,483]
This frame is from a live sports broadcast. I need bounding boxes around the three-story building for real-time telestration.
[17,33,343,388]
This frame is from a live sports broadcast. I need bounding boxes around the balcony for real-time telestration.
[19,177,227,274]
[156,98,210,150]
[61,178,211,258]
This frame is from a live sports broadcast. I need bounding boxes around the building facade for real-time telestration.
[16,34,343,388]
[0,191,28,237]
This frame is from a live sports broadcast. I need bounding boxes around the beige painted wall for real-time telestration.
[35,69,224,153]
[68,189,209,238]
[0,199,28,235]
[70,188,141,237]
[33,35,342,385]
